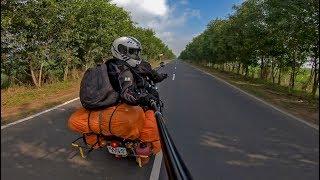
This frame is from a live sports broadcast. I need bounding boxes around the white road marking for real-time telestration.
[149,151,163,180]
[174,67,177,69]
[1,97,80,130]
[187,63,319,131]
[172,74,175,81]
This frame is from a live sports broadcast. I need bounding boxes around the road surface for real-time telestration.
[2,60,319,180]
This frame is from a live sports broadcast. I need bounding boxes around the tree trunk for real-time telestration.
[241,64,245,75]
[312,58,319,96]
[237,63,241,74]
[290,70,295,90]
[30,64,39,87]
[301,63,314,91]
[311,41,319,96]
[290,58,296,91]
[278,68,282,85]
[64,65,69,81]
[38,63,44,87]
[271,59,276,84]
[244,65,249,78]
[260,57,264,79]
[265,58,270,80]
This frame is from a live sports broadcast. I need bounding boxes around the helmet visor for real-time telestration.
[127,47,141,60]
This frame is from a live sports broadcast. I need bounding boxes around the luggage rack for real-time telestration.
[71,135,99,158]
[71,134,143,159]
[71,135,149,167]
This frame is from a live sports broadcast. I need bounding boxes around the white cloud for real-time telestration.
[111,0,168,16]
[158,31,174,42]
[168,32,201,55]
[111,0,201,56]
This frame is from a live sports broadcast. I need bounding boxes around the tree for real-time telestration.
[1,0,175,88]
[179,0,319,95]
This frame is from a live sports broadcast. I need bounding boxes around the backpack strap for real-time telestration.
[108,104,121,135]
[102,62,121,104]
[87,111,92,132]
[100,63,109,83]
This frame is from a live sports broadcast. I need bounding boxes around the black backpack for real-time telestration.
[79,63,119,110]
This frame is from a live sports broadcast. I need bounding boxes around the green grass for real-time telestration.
[2,80,80,109]
[1,79,81,123]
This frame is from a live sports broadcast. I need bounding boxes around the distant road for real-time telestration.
[2,60,319,180]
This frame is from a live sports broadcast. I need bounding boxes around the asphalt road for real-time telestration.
[2,60,319,180]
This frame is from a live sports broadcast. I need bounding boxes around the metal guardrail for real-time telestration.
[151,101,193,180]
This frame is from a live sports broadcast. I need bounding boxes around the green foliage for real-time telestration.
[179,0,319,95]
[1,0,175,88]
[1,73,10,89]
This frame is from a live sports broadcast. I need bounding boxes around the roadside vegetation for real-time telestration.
[179,0,319,125]
[1,78,81,123]
[179,0,319,97]
[191,62,319,125]
[1,0,175,122]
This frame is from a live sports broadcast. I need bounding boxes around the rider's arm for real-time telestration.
[135,60,167,83]
[108,61,156,106]
[119,67,157,107]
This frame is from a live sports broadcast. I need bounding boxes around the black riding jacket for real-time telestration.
[106,58,166,106]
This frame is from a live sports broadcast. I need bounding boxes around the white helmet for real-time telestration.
[111,36,142,67]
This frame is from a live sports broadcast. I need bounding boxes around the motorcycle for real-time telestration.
[71,62,166,167]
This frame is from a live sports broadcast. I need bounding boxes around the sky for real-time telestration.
[110,0,243,56]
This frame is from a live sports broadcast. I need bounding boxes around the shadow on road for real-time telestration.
[200,130,319,169]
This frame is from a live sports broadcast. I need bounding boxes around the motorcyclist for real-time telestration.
[106,36,167,108]
[106,36,166,166]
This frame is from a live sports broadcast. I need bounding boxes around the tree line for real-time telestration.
[1,0,175,88]
[179,0,319,96]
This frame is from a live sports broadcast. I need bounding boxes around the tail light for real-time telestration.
[110,141,119,148]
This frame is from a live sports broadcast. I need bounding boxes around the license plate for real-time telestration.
[107,146,127,156]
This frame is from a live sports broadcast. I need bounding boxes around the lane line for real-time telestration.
[149,151,163,180]
[1,97,80,130]
[174,67,177,69]
[186,63,319,131]
[172,74,175,81]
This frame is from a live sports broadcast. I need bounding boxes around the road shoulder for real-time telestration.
[186,62,319,130]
